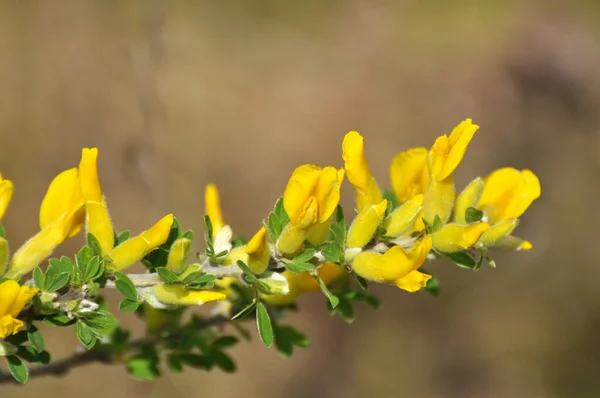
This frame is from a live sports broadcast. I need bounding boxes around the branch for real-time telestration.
[0,315,229,385]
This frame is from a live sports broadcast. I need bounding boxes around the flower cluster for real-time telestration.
[0,119,540,384]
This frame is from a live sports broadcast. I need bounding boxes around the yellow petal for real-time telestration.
[166,238,192,272]
[313,167,344,223]
[0,315,24,339]
[0,237,9,276]
[205,183,225,235]
[153,285,226,306]
[39,168,85,238]
[276,222,309,256]
[479,168,541,223]
[306,216,333,246]
[395,270,432,293]
[86,201,114,255]
[423,175,455,223]
[390,147,429,203]
[283,165,323,225]
[432,222,490,253]
[78,148,102,202]
[478,219,519,247]
[107,214,174,272]
[383,194,423,237]
[0,280,38,318]
[455,178,484,224]
[346,199,388,248]
[494,235,533,251]
[342,131,382,211]
[352,236,432,283]
[428,119,479,182]
[0,176,14,221]
[246,227,270,274]
[8,224,68,279]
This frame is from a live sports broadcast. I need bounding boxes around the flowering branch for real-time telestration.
[0,119,540,384]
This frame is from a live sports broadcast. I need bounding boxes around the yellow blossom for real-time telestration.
[278,165,344,255]
[432,222,490,253]
[106,214,174,272]
[423,175,455,223]
[342,131,383,211]
[383,194,423,238]
[478,168,541,224]
[390,147,429,203]
[347,199,388,249]
[79,148,114,255]
[428,119,479,182]
[224,227,271,274]
[152,285,226,306]
[0,280,38,339]
[351,236,432,292]
[454,178,484,224]
[261,262,344,306]
[166,238,192,272]
[478,219,519,247]
[205,183,225,236]
[0,173,13,221]
[493,235,533,251]
[8,168,85,278]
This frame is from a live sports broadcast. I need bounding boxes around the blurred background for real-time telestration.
[1,0,599,397]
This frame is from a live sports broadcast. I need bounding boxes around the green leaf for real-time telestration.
[76,246,94,269]
[43,313,75,327]
[114,273,138,301]
[0,223,5,239]
[119,299,139,313]
[292,249,315,263]
[321,242,343,264]
[44,272,70,292]
[79,311,117,338]
[329,205,346,245]
[80,256,103,282]
[231,300,257,321]
[87,233,103,256]
[355,274,369,290]
[447,251,477,269]
[156,267,180,285]
[236,260,257,283]
[182,229,194,241]
[175,353,212,370]
[256,302,274,348]
[16,346,50,365]
[115,230,131,246]
[32,267,44,290]
[203,215,214,245]
[6,355,28,384]
[431,215,443,233]
[344,290,381,309]
[127,347,160,381]
[75,321,97,349]
[267,197,290,240]
[318,276,339,308]
[465,207,484,224]
[331,297,355,323]
[211,336,239,350]
[382,190,400,210]
[212,350,236,373]
[424,276,440,296]
[27,326,45,353]
[285,262,316,274]
[274,325,310,358]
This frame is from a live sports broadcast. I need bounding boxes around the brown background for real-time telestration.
[2,1,600,397]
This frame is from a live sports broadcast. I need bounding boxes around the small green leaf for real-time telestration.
[81,256,103,282]
[115,230,131,246]
[274,325,310,358]
[211,336,239,350]
[0,223,5,239]
[321,242,343,263]
[32,267,44,290]
[87,233,103,256]
[329,205,346,245]
[27,326,45,353]
[331,297,355,323]
[431,215,443,233]
[267,197,290,240]
[43,313,75,327]
[212,351,236,373]
[424,276,440,296]
[236,260,257,283]
[231,300,257,321]
[114,273,138,301]
[16,346,50,365]
[292,249,315,263]
[285,262,316,274]
[256,302,274,348]
[447,251,477,269]
[127,347,160,381]
[182,229,194,241]
[318,276,339,308]
[382,190,400,210]
[75,321,97,349]
[156,267,180,284]
[44,272,70,292]
[465,207,484,224]
[119,299,139,313]
[6,355,28,384]
[79,311,117,338]
[355,274,368,290]
[175,353,212,370]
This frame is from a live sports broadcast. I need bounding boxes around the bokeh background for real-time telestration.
[1,0,599,397]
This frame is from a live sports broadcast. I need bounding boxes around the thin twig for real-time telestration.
[0,315,229,385]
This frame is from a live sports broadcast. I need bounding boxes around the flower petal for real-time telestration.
[395,270,432,293]
[390,147,429,203]
[205,183,226,235]
[428,119,479,182]
[432,222,490,253]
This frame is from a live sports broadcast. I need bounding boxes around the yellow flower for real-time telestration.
[346,199,388,248]
[205,183,225,236]
[166,238,192,272]
[493,235,533,251]
[7,168,85,278]
[428,119,479,182]
[106,214,174,272]
[0,280,38,339]
[224,227,271,274]
[383,194,423,238]
[152,285,226,306]
[0,173,13,221]
[261,262,344,306]
[390,147,429,203]
[423,174,455,223]
[478,168,541,224]
[454,178,484,224]
[351,236,432,292]
[278,165,344,255]
[432,222,490,253]
[342,131,383,211]
[79,148,114,255]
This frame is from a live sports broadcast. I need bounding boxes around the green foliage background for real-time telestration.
[1,0,598,396]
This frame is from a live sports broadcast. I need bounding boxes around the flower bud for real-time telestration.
[167,238,192,272]
[455,178,484,224]
[383,194,423,237]
[347,200,388,248]
[432,222,490,253]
